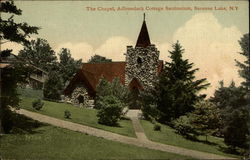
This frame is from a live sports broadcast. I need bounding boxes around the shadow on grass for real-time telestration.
[5,111,47,134]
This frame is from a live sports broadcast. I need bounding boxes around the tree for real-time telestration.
[18,38,57,72]
[235,33,249,92]
[94,78,112,109]
[140,86,161,121]
[0,1,39,133]
[58,48,82,86]
[211,81,249,150]
[95,78,129,109]
[88,54,112,63]
[158,41,209,122]
[43,71,63,101]
[173,100,220,141]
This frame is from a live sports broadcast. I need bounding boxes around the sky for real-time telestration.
[2,0,249,97]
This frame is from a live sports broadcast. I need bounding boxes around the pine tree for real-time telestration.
[158,41,209,122]
[0,1,39,133]
[211,81,249,150]
[235,33,249,92]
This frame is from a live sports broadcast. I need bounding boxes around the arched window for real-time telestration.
[137,57,142,64]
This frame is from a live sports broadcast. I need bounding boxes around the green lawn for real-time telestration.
[141,120,239,158]
[19,97,136,137]
[0,119,192,160]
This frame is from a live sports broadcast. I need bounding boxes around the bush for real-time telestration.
[97,95,124,126]
[153,124,161,131]
[64,110,71,119]
[32,99,44,110]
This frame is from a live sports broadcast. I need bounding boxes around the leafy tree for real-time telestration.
[158,41,209,122]
[88,54,112,63]
[0,0,39,133]
[97,95,124,126]
[95,78,129,109]
[43,71,63,101]
[18,38,57,72]
[58,48,82,85]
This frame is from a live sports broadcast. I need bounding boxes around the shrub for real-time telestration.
[64,110,71,119]
[154,124,161,131]
[97,95,124,126]
[32,99,44,110]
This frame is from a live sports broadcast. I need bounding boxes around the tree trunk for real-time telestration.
[0,117,4,134]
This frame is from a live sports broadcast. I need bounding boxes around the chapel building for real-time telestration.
[64,15,163,107]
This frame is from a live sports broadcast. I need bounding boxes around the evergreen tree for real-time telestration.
[0,1,39,133]
[173,100,220,141]
[158,41,209,122]
[235,33,249,92]
[43,71,63,100]
[211,81,249,150]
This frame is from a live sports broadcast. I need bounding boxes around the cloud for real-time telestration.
[56,36,132,62]
[95,36,133,61]
[172,12,244,97]
[1,42,24,55]
[156,42,171,62]
[55,42,94,61]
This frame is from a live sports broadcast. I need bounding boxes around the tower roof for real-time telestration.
[136,14,151,48]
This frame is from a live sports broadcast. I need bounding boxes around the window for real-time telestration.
[137,57,142,64]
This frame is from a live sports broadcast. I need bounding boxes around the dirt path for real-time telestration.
[16,109,235,159]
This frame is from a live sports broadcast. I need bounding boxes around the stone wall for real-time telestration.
[124,44,159,90]
[65,84,94,108]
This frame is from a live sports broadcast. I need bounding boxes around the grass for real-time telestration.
[19,97,136,137]
[0,114,192,160]
[141,120,240,158]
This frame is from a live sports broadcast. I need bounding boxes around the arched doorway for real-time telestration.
[128,78,143,109]
[77,95,84,104]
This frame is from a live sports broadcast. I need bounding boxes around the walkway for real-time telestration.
[15,109,235,159]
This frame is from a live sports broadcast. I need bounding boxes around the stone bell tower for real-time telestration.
[125,14,160,90]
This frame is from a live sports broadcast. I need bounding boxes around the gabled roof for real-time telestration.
[136,20,151,48]
[64,61,164,97]
[128,78,143,90]
[64,62,126,96]
[82,62,126,85]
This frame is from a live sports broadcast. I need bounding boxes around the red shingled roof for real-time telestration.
[64,61,164,97]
